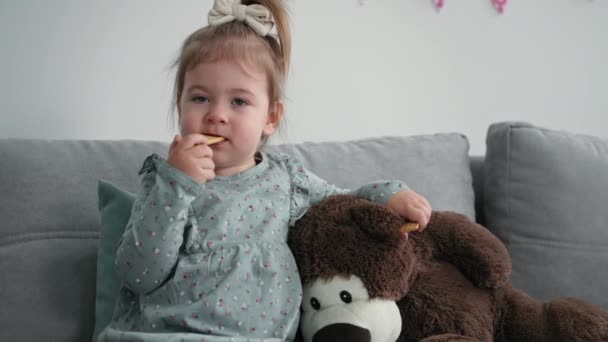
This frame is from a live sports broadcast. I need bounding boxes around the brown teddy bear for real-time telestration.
[288,195,608,342]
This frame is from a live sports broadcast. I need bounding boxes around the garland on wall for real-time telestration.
[434,0,508,14]
[356,1,509,14]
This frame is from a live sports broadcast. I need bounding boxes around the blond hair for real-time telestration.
[171,0,291,118]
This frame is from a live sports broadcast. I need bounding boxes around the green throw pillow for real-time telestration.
[93,180,136,341]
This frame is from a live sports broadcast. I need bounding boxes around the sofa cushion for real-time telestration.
[484,122,608,309]
[93,180,136,341]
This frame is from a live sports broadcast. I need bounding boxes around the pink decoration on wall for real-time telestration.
[492,0,508,14]
[433,0,508,14]
[434,0,444,11]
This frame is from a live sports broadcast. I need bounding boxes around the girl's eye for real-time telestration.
[192,96,209,103]
[232,98,248,106]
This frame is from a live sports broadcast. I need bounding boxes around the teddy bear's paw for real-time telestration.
[472,268,510,289]
[426,211,512,290]
[419,333,481,342]
[456,260,510,290]
[545,297,608,341]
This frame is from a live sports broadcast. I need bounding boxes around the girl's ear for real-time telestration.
[263,100,284,136]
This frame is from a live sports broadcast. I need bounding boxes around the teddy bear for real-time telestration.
[288,195,608,342]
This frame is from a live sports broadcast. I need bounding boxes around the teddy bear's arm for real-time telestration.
[422,211,512,289]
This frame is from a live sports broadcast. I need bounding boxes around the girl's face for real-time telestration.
[178,61,283,177]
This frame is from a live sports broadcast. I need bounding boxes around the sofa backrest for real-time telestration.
[0,134,475,341]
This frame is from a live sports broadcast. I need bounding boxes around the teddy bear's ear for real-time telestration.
[348,202,406,246]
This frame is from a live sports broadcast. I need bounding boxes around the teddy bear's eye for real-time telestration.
[340,290,352,304]
[310,297,321,310]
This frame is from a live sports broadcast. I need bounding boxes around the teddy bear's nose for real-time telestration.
[312,323,371,342]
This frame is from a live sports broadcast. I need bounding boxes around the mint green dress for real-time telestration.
[98,152,407,342]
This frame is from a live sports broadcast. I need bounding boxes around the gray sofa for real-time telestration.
[1,122,607,341]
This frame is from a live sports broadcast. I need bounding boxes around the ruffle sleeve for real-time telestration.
[282,154,350,227]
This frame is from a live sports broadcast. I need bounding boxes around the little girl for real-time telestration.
[98,0,431,341]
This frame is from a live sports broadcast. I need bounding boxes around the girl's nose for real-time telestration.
[206,103,229,124]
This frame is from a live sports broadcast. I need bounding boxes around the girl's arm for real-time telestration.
[302,169,408,204]
[286,155,408,226]
[114,154,203,294]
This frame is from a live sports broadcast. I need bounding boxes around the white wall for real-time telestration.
[1,0,607,154]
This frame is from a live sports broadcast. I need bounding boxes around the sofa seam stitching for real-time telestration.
[507,234,608,250]
[0,231,99,248]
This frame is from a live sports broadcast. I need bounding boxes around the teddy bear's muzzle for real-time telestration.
[312,323,371,342]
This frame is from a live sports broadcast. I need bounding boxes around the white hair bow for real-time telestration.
[208,0,275,36]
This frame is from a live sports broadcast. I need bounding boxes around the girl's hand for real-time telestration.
[167,134,215,184]
[386,190,432,231]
